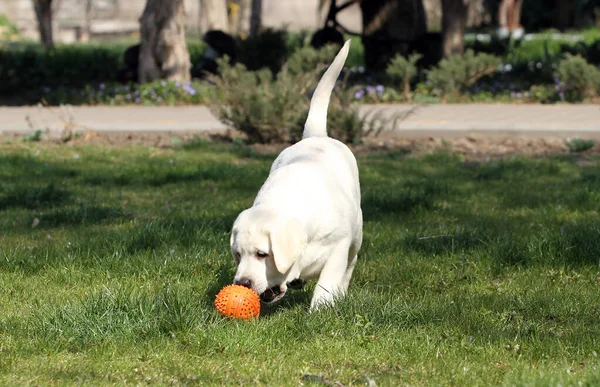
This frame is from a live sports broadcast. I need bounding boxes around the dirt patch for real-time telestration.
[1,129,599,160]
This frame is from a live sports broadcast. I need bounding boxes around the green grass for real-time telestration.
[1,141,599,385]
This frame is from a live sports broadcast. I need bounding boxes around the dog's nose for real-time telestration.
[234,277,252,289]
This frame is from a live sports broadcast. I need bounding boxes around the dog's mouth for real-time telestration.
[260,285,286,303]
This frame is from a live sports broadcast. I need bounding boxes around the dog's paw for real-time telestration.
[286,279,306,290]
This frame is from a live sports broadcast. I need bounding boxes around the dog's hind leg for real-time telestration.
[341,253,358,294]
[341,211,362,294]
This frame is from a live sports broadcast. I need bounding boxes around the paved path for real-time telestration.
[0,104,598,138]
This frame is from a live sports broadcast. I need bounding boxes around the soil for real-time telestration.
[1,128,599,161]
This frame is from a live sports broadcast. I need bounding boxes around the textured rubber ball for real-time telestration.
[214,284,260,319]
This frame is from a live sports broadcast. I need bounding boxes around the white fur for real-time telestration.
[230,40,362,310]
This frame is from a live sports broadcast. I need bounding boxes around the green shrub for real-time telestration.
[0,43,124,96]
[426,49,502,98]
[208,46,385,144]
[566,137,595,153]
[42,79,212,106]
[286,44,337,76]
[0,40,207,99]
[207,58,312,143]
[386,53,422,101]
[0,14,19,39]
[554,53,600,101]
[236,29,296,74]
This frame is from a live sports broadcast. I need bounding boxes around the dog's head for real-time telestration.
[230,206,307,303]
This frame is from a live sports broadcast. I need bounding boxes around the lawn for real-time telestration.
[0,140,599,385]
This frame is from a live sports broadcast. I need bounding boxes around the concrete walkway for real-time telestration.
[0,104,598,138]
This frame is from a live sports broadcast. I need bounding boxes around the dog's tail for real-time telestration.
[302,39,351,139]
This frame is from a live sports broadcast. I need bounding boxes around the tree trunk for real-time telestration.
[139,0,191,83]
[555,0,575,31]
[360,0,427,72]
[32,0,54,49]
[249,0,262,37]
[441,0,467,57]
[200,0,229,32]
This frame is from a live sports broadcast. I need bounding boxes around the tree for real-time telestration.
[139,0,191,83]
[228,0,261,37]
[249,0,262,37]
[359,0,427,72]
[200,0,229,32]
[441,0,468,57]
[32,0,54,49]
[554,0,575,31]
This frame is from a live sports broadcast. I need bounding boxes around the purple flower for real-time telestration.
[516,92,523,99]
[175,81,182,88]
[375,85,385,92]
[125,94,132,100]
[43,86,51,93]
[157,97,163,103]
[182,84,197,96]
[354,89,365,100]
[366,85,375,93]
[99,83,106,90]
[135,97,141,104]
[124,85,130,92]
[553,76,561,84]
[559,91,565,100]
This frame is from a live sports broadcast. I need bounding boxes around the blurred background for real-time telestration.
[1,0,599,108]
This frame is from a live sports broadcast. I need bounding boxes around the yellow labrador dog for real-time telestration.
[230,40,362,310]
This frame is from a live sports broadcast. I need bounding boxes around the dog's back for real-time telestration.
[255,40,360,218]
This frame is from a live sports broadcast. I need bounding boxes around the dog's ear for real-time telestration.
[269,217,307,274]
[230,229,239,264]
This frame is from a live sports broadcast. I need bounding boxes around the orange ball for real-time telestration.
[214,284,260,319]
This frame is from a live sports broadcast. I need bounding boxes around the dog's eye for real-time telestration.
[233,251,241,262]
[256,251,268,259]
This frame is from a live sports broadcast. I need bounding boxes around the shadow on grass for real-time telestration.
[38,205,132,227]
[361,178,450,220]
[82,161,268,191]
[0,183,71,210]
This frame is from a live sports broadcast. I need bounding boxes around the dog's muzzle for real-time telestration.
[260,285,286,303]
[259,279,306,303]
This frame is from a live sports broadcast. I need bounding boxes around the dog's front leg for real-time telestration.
[310,239,353,311]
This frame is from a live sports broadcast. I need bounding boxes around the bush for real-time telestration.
[207,58,313,143]
[42,79,212,106]
[386,53,422,101]
[426,49,502,98]
[554,53,600,101]
[0,43,124,100]
[0,14,19,39]
[0,41,206,100]
[208,46,385,144]
[236,29,306,75]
